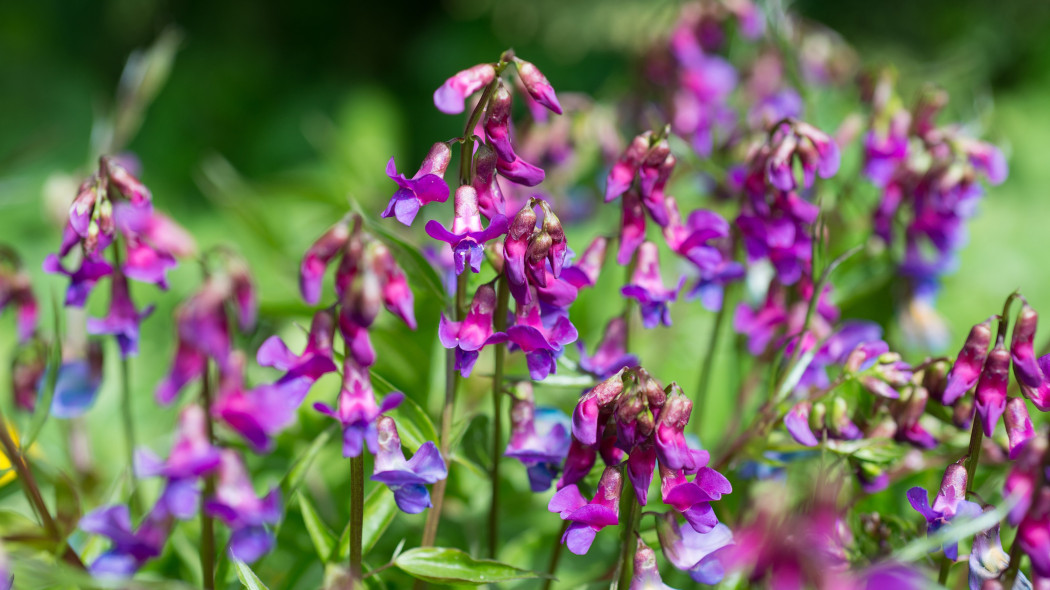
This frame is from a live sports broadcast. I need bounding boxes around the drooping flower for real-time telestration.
[660,464,732,533]
[577,317,639,379]
[79,504,172,577]
[975,338,1010,436]
[371,416,448,514]
[505,296,577,380]
[0,254,39,343]
[46,342,104,419]
[313,356,403,457]
[513,57,561,115]
[656,513,733,585]
[383,142,453,226]
[256,308,339,398]
[205,450,281,562]
[1018,488,1050,578]
[433,63,497,115]
[629,538,677,590]
[300,217,352,305]
[906,462,982,560]
[1004,397,1035,459]
[621,241,685,329]
[438,282,508,377]
[425,185,509,275]
[212,353,307,453]
[548,465,622,555]
[134,405,221,519]
[561,236,608,290]
[41,253,113,308]
[942,316,994,405]
[1004,435,1047,526]
[504,383,571,491]
[86,272,154,357]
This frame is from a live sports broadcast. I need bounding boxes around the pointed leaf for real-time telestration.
[394,547,549,585]
[279,424,335,498]
[233,558,272,590]
[298,492,336,562]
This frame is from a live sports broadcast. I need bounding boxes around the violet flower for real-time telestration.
[1004,436,1047,526]
[548,465,622,555]
[1018,489,1050,578]
[300,218,352,305]
[513,57,561,115]
[45,342,104,419]
[975,339,1010,436]
[213,353,306,453]
[433,63,497,115]
[86,272,154,357]
[577,317,638,379]
[1011,302,1041,387]
[383,142,453,226]
[606,133,650,203]
[656,514,733,585]
[205,450,281,562]
[314,357,403,457]
[438,282,508,377]
[426,185,509,275]
[134,405,221,519]
[79,504,171,577]
[660,464,732,534]
[114,202,195,288]
[1004,397,1034,459]
[371,416,448,514]
[42,254,113,308]
[621,241,685,329]
[0,259,38,342]
[765,120,840,191]
[906,462,982,560]
[505,296,578,380]
[942,316,994,405]
[472,143,506,220]
[155,279,233,404]
[483,81,546,187]
[257,308,339,397]
[504,383,571,491]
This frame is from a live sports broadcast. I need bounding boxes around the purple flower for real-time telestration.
[134,405,221,518]
[1011,303,1041,387]
[621,241,685,328]
[906,462,982,560]
[0,259,39,342]
[548,466,622,555]
[504,384,571,491]
[943,316,994,404]
[618,189,647,266]
[558,438,598,490]
[606,133,650,202]
[734,289,788,355]
[660,464,732,534]
[425,186,509,274]
[86,272,154,358]
[561,236,608,290]
[505,297,578,380]
[79,504,171,577]
[205,450,281,563]
[12,339,46,412]
[438,282,508,377]
[371,416,447,514]
[313,357,403,457]
[433,63,497,115]
[1018,489,1050,577]
[975,340,1010,436]
[42,253,113,308]
[483,82,548,188]
[514,58,561,115]
[472,143,506,220]
[114,203,194,288]
[862,113,910,187]
[578,317,638,378]
[629,538,677,590]
[156,279,233,404]
[571,371,625,446]
[257,309,338,397]
[213,353,307,453]
[383,142,453,226]
[1005,436,1047,526]
[300,218,352,305]
[656,513,733,585]
[968,521,1015,589]
[46,342,104,419]
[654,385,699,471]
[784,402,819,447]
[1004,397,1034,460]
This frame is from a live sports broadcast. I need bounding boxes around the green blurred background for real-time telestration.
[3,0,1050,587]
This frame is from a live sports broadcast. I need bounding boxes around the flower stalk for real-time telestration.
[349,452,365,583]
[200,362,217,590]
[488,274,510,557]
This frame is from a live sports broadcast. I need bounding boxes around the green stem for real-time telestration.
[0,405,83,568]
[614,480,639,589]
[488,275,510,558]
[937,555,951,585]
[200,363,216,590]
[962,413,983,497]
[349,453,365,583]
[110,242,142,514]
[695,279,733,427]
[541,520,569,590]
[421,271,468,549]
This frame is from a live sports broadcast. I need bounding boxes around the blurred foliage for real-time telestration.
[2,0,1050,587]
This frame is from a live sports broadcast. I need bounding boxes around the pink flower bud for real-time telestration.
[483,81,515,162]
[605,133,650,202]
[1004,398,1034,459]
[514,58,561,115]
[942,317,994,405]
[472,143,506,220]
[975,341,1010,436]
[1012,303,1042,387]
[300,219,351,305]
[433,63,497,115]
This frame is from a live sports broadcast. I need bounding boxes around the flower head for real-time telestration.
[433,63,497,115]
[548,465,622,555]
[504,383,571,491]
[371,416,448,513]
[205,450,281,562]
[621,242,685,328]
[313,356,403,457]
[383,142,453,226]
[425,186,509,275]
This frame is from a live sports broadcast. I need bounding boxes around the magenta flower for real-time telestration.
[654,385,699,471]
[975,339,1010,436]
[156,279,233,404]
[205,450,281,563]
[765,120,840,191]
[660,464,732,534]
[621,241,685,328]
[548,465,622,555]
[906,462,982,560]
[472,143,507,220]
[656,514,733,585]
[313,357,403,457]
[1004,397,1034,459]
[942,316,994,404]
[561,236,608,290]
[438,282,508,377]
[425,185,509,275]
[383,142,453,226]
[257,308,339,397]
[212,354,305,453]
[0,258,39,342]
[114,202,195,288]
[87,272,154,357]
[605,133,651,202]
[1018,489,1050,578]
[134,405,221,518]
[558,438,598,490]
[1011,303,1041,387]
[504,384,571,491]
[433,63,497,115]
[1004,436,1046,526]
[506,297,578,380]
[371,416,448,514]
[578,317,638,379]
[79,504,171,577]
[300,218,352,305]
[513,57,561,115]
[571,371,626,446]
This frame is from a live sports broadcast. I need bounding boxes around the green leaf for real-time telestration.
[279,424,335,498]
[22,300,63,451]
[394,547,549,585]
[390,394,438,453]
[233,558,272,590]
[298,492,336,562]
[337,485,398,560]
